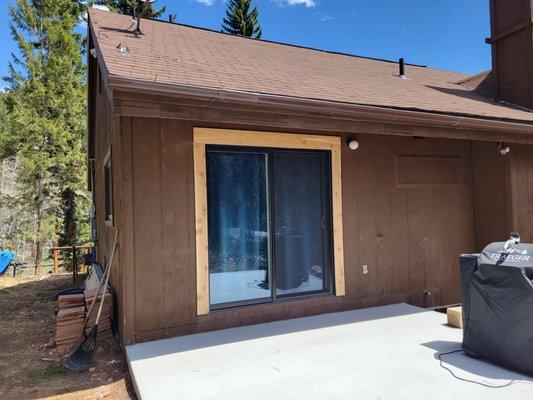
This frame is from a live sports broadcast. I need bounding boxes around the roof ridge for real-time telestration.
[89,7,428,69]
[455,70,492,85]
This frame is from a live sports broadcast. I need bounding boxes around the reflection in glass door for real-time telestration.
[273,150,332,298]
[207,149,271,308]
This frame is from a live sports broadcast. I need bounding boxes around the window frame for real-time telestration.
[194,128,345,316]
[206,145,335,311]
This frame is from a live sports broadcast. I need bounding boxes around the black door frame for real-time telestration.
[206,145,335,311]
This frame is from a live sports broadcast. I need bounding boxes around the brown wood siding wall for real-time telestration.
[352,136,475,308]
[120,118,480,344]
[490,0,533,108]
[509,144,533,241]
[125,118,197,341]
[472,142,511,250]
[92,69,124,339]
[472,142,533,247]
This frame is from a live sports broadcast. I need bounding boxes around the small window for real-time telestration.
[104,153,113,224]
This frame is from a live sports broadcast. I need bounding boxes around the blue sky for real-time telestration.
[0,0,491,86]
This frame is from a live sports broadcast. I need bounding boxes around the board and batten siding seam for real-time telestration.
[193,128,345,316]
[119,116,136,345]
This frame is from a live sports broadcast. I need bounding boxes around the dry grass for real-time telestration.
[0,274,135,400]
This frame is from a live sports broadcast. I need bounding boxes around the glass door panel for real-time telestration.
[207,148,271,308]
[272,150,332,298]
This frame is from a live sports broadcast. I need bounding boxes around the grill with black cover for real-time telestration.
[460,236,533,376]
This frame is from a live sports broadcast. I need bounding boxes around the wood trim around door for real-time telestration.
[193,128,345,316]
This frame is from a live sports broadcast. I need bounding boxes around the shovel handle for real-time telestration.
[83,230,119,332]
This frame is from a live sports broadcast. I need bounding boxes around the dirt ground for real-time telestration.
[0,273,136,400]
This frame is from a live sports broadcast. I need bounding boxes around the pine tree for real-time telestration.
[3,0,88,273]
[222,0,262,38]
[0,93,21,252]
[95,0,166,18]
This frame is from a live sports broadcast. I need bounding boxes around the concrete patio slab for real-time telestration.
[126,304,533,400]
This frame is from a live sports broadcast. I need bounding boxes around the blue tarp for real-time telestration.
[0,252,15,276]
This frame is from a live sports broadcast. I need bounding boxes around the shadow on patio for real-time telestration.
[422,340,533,383]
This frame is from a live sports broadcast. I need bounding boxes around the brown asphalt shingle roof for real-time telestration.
[88,8,533,123]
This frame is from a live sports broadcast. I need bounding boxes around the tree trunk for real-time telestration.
[34,235,42,275]
[59,188,77,272]
[34,175,44,274]
[61,188,77,245]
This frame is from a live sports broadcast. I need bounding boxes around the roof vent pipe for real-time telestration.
[399,58,406,79]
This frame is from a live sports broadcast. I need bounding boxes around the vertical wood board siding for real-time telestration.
[509,144,533,241]
[117,121,493,343]
[92,74,124,339]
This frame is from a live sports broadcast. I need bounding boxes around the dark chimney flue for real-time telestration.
[488,0,533,108]
[399,58,406,79]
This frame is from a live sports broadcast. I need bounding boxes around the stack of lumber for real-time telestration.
[58,293,85,308]
[84,288,113,340]
[55,288,113,354]
[56,294,85,354]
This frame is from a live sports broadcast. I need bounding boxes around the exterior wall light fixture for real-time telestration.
[498,142,510,156]
[347,137,359,151]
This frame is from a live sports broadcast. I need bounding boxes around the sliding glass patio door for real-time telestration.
[207,146,333,310]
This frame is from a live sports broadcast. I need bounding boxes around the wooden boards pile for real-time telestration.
[55,288,113,354]
[56,294,85,354]
[58,293,85,309]
[84,288,113,340]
